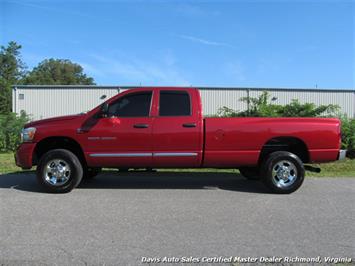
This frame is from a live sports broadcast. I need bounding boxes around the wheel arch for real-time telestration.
[259,136,310,164]
[33,136,86,167]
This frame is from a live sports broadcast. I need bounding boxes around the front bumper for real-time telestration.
[15,143,36,169]
[338,149,347,161]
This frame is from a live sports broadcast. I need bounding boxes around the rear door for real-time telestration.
[151,89,203,167]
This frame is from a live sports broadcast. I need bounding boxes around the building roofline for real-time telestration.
[198,86,355,93]
[12,85,355,93]
[13,85,119,89]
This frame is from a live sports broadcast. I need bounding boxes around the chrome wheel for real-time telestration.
[44,159,71,186]
[271,160,298,188]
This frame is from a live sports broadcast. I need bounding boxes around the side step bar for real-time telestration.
[304,165,321,173]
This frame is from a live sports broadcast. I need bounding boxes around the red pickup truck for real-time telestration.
[15,87,345,193]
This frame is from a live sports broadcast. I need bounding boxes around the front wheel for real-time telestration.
[36,149,83,193]
[262,151,305,194]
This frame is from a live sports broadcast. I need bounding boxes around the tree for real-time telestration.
[0,41,26,114]
[22,59,95,85]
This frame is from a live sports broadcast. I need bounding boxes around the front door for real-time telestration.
[85,90,154,167]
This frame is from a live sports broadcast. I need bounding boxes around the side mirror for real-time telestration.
[100,103,109,117]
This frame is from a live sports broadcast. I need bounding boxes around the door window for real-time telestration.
[108,91,152,117]
[159,91,191,116]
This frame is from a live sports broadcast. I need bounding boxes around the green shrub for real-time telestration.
[216,106,240,117]
[339,115,355,158]
[0,111,29,152]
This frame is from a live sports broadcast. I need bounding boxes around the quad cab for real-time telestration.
[15,87,346,193]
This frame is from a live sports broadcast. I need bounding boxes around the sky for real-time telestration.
[1,0,354,88]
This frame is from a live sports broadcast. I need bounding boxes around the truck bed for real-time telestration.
[203,117,341,167]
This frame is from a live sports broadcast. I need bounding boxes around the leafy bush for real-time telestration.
[216,106,240,117]
[339,115,355,158]
[280,99,339,117]
[0,111,29,152]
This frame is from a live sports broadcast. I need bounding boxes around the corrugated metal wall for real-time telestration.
[199,88,355,118]
[199,88,247,115]
[12,86,355,120]
[13,86,119,120]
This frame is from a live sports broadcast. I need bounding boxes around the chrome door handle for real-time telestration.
[134,124,149,128]
[182,123,196,128]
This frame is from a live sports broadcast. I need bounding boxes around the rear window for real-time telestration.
[159,91,191,116]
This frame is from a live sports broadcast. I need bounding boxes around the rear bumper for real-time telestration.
[15,143,36,169]
[338,149,347,161]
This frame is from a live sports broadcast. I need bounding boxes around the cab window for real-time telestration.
[159,91,191,116]
[108,92,152,117]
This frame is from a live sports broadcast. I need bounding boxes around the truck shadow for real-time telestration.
[0,171,269,194]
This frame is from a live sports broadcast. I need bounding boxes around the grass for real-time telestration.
[304,159,355,177]
[0,152,19,174]
[1,152,354,177]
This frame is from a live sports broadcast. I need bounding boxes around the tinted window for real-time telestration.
[159,91,191,116]
[108,92,152,117]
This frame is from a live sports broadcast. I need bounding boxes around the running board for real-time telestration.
[304,165,321,173]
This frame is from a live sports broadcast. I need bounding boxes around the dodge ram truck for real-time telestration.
[15,87,346,193]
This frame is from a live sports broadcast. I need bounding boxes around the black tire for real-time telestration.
[36,149,83,193]
[239,167,261,180]
[261,151,305,194]
[83,167,102,179]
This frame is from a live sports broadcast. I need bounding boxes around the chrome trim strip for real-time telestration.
[89,152,198,158]
[153,152,198,157]
[88,137,117,140]
[88,137,100,140]
[90,153,152,157]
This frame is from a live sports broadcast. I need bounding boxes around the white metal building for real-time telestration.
[12,85,355,120]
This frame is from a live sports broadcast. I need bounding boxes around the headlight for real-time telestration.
[21,127,36,142]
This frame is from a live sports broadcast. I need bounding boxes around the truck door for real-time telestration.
[84,90,154,167]
[152,89,203,167]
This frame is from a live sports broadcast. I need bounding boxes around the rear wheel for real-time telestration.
[262,151,304,194]
[36,149,83,193]
[239,167,261,180]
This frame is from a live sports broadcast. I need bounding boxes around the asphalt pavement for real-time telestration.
[0,171,354,266]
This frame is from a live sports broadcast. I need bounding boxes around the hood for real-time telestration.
[25,114,84,128]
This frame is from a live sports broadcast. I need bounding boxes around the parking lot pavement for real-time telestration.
[0,171,354,266]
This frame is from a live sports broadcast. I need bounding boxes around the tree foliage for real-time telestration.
[0,111,29,151]
[0,41,26,114]
[338,114,355,157]
[0,41,96,114]
[22,59,95,85]
[0,41,97,151]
